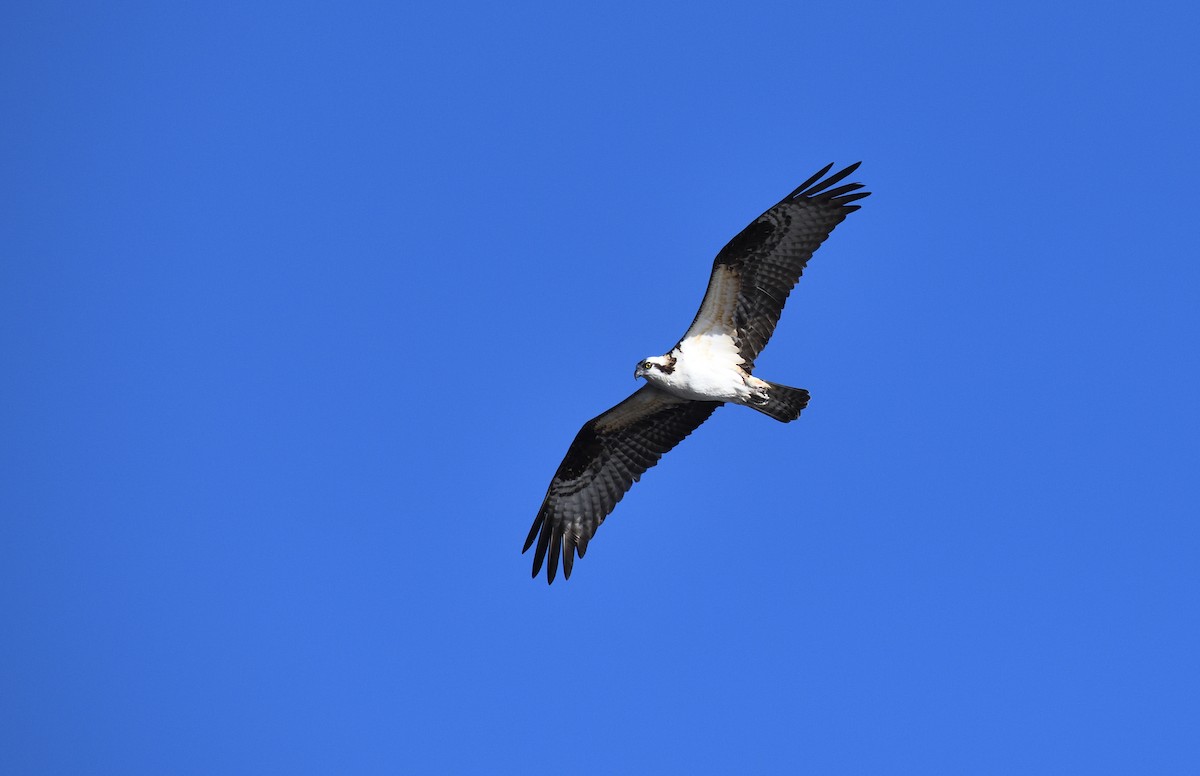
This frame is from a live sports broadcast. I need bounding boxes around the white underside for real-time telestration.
[642,265,769,404]
[648,334,764,403]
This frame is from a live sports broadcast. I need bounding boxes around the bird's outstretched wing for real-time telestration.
[524,386,721,583]
[679,162,870,371]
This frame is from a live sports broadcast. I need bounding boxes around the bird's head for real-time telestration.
[634,355,675,381]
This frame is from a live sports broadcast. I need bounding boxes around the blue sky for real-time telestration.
[2,1,1198,773]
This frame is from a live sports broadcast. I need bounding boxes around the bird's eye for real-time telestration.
[641,361,651,370]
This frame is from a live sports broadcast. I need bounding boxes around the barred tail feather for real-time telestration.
[748,382,810,423]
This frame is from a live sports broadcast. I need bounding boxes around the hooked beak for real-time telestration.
[634,365,646,380]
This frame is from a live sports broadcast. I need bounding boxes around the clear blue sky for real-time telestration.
[3,1,1198,773]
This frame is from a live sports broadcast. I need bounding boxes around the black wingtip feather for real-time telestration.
[818,182,865,200]
[836,191,871,204]
[522,515,542,553]
[799,162,860,198]
[563,544,575,579]
[787,162,835,198]
[548,531,563,583]
[531,517,551,578]
[788,161,867,202]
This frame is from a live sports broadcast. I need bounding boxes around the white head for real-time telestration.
[634,355,676,381]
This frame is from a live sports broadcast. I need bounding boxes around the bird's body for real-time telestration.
[525,163,869,582]
[639,339,751,403]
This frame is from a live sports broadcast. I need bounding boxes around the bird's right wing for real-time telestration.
[524,385,721,583]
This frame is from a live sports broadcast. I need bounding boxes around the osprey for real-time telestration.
[524,163,869,583]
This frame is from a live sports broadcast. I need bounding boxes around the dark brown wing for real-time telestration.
[524,386,721,583]
[684,162,870,370]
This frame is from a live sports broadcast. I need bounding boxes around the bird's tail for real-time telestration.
[747,381,810,423]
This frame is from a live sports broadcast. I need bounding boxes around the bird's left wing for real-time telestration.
[524,385,721,583]
[678,162,870,371]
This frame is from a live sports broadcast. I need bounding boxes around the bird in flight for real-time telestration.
[524,163,869,583]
